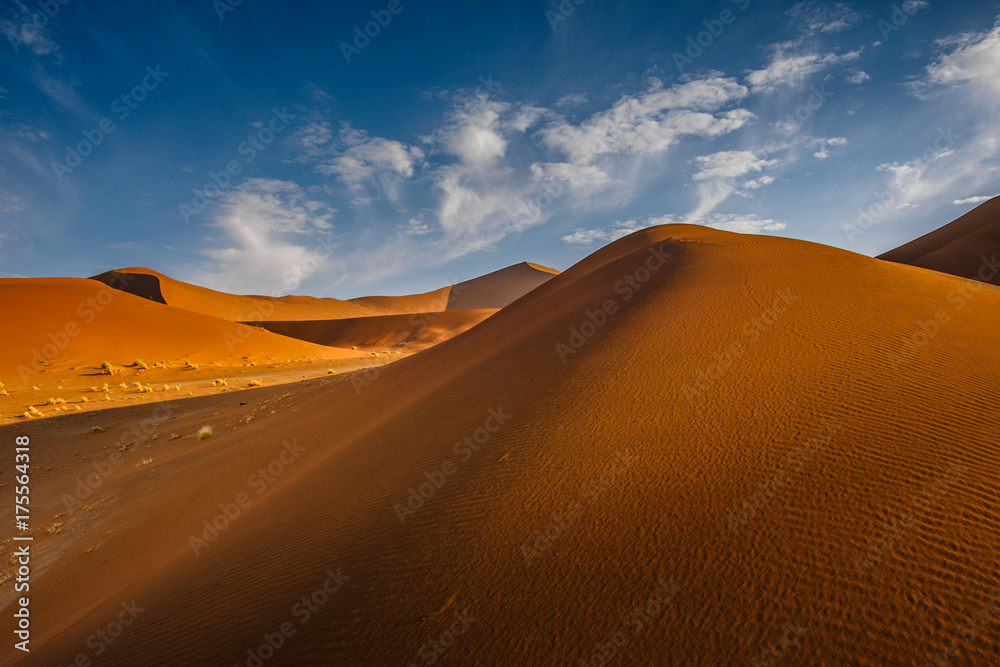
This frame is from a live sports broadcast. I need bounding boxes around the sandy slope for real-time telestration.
[256,309,498,351]
[91,262,559,323]
[5,225,1000,665]
[878,196,1000,285]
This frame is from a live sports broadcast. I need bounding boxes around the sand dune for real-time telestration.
[878,195,1000,284]
[90,268,379,322]
[0,277,360,383]
[257,309,497,351]
[91,261,559,323]
[6,225,1000,665]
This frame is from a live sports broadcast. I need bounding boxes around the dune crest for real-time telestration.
[878,195,1000,284]
[7,224,1000,665]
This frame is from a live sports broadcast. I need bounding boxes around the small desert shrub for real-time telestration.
[91,426,104,433]
[46,397,66,405]
[100,361,120,376]
[198,426,213,440]
[0,389,8,396]
[247,379,263,387]
[211,379,227,387]
[81,396,89,402]
[327,369,335,374]
[132,359,147,369]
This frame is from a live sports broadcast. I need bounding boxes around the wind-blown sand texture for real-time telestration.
[878,195,1000,285]
[3,225,999,665]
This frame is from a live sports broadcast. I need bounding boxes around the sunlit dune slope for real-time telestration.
[0,277,360,380]
[257,309,497,350]
[90,268,378,322]
[878,195,1000,285]
[90,261,559,323]
[12,225,1000,665]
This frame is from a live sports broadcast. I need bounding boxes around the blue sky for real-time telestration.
[1,0,999,298]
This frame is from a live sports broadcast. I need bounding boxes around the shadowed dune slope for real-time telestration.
[0,277,360,378]
[90,268,379,322]
[90,262,559,323]
[878,196,1000,284]
[11,225,1000,665]
[257,309,497,350]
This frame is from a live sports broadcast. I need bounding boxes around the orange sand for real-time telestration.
[3,226,1000,665]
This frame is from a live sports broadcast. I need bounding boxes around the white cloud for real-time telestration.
[318,124,423,186]
[746,48,862,94]
[530,162,613,192]
[902,0,930,13]
[540,76,752,164]
[846,70,871,84]
[562,215,675,246]
[1,3,60,57]
[198,179,339,294]
[556,93,589,107]
[402,217,431,235]
[827,137,848,146]
[743,175,775,189]
[953,195,998,205]
[787,1,862,34]
[693,151,777,181]
[924,17,1000,101]
[688,151,778,220]
[699,213,787,234]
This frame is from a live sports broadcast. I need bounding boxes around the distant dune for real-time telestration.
[90,261,559,322]
[0,277,359,381]
[256,309,497,350]
[9,225,1000,665]
[878,195,1000,284]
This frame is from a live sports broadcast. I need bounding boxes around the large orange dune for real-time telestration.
[878,195,1000,284]
[256,309,498,351]
[4,225,1000,665]
[91,261,559,322]
[0,277,360,382]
